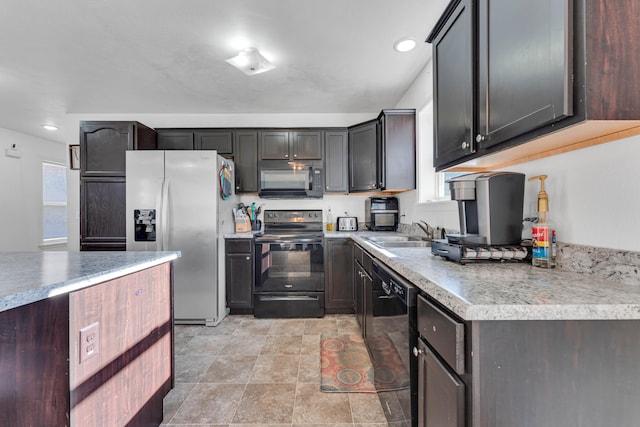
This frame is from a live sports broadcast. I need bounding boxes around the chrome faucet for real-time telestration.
[413,221,435,240]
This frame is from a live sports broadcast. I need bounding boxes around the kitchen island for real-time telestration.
[327,232,640,426]
[0,251,180,426]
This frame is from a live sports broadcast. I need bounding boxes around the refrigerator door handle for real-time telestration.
[161,178,170,251]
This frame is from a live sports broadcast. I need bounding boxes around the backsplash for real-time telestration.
[557,243,640,286]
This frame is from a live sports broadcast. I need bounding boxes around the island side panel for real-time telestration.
[0,296,70,426]
[473,320,640,427]
[69,263,172,426]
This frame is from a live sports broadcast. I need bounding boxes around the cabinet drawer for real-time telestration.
[417,295,465,374]
[226,239,253,254]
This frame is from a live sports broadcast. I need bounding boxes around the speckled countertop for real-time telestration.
[325,231,640,321]
[0,251,180,313]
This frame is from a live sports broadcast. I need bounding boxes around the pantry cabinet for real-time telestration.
[428,0,640,171]
[79,121,156,251]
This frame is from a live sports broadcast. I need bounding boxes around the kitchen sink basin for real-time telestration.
[362,235,431,248]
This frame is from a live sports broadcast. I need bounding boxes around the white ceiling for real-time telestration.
[0,0,448,144]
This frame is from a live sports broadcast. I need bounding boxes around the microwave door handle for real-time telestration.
[308,167,313,190]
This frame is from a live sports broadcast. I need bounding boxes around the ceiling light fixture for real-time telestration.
[41,124,59,131]
[225,47,276,76]
[394,38,417,53]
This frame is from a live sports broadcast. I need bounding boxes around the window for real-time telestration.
[417,102,468,202]
[42,162,67,245]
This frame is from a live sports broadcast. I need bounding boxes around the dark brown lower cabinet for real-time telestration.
[0,263,173,426]
[324,238,354,313]
[225,239,254,314]
[80,177,126,250]
[415,292,640,426]
[417,338,465,427]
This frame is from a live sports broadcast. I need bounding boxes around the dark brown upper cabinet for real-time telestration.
[428,0,640,171]
[156,128,234,156]
[348,110,416,192]
[156,129,194,150]
[80,121,156,177]
[348,120,379,192]
[234,131,258,193]
[324,130,349,193]
[195,130,233,154]
[258,130,323,160]
[428,0,475,169]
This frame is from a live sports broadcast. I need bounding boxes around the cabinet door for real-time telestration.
[292,131,323,160]
[195,130,233,154]
[418,339,465,427]
[380,110,416,190]
[80,122,134,176]
[354,261,365,335]
[431,0,475,169]
[259,131,290,159]
[477,0,572,149]
[234,131,258,192]
[349,121,379,192]
[324,131,348,193]
[157,130,194,150]
[325,239,354,313]
[225,251,254,309]
[80,177,126,250]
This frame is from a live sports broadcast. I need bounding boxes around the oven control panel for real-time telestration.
[264,210,322,224]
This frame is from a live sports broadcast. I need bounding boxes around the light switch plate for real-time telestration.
[79,322,99,363]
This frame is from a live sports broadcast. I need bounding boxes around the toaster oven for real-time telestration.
[365,197,399,231]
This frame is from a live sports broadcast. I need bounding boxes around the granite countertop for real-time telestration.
[333,232,640,321]
[0,251,180,313]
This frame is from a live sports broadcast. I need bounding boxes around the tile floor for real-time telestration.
[161,314,392,426]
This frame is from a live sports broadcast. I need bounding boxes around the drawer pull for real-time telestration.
[433,325,437,332]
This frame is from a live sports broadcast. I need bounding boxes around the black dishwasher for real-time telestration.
[369,260,418,427]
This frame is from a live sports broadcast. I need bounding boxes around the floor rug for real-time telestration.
[320,334,410,393]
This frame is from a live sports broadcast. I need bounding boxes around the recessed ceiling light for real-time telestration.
[394,38,417,53]
[41,124,59,131]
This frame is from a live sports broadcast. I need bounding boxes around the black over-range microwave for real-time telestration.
[257,160,324,198]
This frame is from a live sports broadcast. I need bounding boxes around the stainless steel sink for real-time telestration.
[362,235,431,248]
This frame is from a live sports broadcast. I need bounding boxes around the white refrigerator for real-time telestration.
[126,150,237,326]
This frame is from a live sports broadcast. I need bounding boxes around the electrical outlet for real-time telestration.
[79,322,99,363]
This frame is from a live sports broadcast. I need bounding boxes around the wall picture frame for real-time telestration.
[69,144,80,170]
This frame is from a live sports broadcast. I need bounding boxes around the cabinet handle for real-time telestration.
[246,256,250,260]
[461,141,468,150]
[412,346,423,357]
[475,133,486,143]
[433,325,437,333]
[285,154,289,158]
[294,154,297,158]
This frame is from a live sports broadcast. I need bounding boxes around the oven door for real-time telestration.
[255,238,324,293]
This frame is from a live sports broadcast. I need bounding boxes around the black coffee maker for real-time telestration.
[432,172,527,263]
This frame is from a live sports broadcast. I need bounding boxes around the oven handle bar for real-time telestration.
[257,295,320,301]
